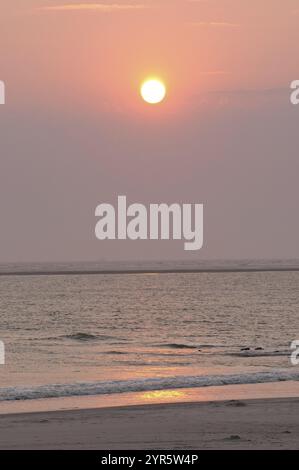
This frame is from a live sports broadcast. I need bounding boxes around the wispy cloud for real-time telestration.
[190,87,288,110]
[189,21,240,28]
[199,70,230,76]
[206,87,288,96]
[40,3,149,12]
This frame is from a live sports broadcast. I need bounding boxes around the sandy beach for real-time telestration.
[0,397,298,450]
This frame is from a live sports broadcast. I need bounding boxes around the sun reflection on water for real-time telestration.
[140,390,186,401]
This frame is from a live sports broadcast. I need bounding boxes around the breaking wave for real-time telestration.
[1,369,298,402]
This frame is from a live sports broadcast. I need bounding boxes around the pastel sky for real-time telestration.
[0,0,298,262]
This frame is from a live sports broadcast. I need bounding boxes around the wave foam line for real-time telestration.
[1,370,299,401]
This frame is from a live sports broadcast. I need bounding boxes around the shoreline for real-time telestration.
[1,267,299,276]
[0,396,298,449]
[0,380,298,415]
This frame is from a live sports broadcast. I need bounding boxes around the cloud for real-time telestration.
[189,21,240,28]
[40,3,149,12]
[207,87,288,96]
[192,87,289,109]
[199,70,229,76]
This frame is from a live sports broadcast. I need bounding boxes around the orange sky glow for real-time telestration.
[1,0,298,118]
[1,1,299,262]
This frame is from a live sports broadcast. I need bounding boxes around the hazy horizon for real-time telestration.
[1,0,298,263]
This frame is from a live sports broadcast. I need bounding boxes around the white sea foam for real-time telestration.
[0,370,298,402]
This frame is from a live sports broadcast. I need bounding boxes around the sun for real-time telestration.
[140,79,166,104]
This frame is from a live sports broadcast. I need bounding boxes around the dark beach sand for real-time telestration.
[0,397,298,449]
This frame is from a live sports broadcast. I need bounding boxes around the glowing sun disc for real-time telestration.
[140,79,166,104]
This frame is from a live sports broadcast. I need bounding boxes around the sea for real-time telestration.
[0,259,299,410]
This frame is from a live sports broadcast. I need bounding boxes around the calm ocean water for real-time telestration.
[0,260,299,402]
